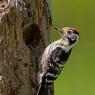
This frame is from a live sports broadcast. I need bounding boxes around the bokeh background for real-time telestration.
[51,0,95,95]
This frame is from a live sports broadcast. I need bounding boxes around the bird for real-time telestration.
[37,27,80,95]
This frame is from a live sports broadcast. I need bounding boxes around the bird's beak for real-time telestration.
[54,27,67,40]
[54,27,59,31]
[54,27,63,35]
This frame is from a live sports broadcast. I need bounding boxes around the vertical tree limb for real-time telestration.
[0,0,53,95]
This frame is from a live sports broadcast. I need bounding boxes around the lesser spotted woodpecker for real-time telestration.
[37,27,80,95]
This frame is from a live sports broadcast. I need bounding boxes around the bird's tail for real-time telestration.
[37,73,48,95]
[37,82,48,95]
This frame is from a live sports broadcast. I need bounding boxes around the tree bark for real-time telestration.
[0,0,53,95]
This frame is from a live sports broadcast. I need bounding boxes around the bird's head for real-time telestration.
[54,27,80,45]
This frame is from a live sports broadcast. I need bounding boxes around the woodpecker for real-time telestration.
[37,27,80,95]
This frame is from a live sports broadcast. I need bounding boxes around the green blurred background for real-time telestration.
[51,0,95,95]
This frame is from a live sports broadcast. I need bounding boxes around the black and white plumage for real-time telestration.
[37,27,80,95]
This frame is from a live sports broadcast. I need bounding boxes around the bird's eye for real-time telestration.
[68,31,72,34]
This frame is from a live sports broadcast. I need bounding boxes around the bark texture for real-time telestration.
[0,0,53,95]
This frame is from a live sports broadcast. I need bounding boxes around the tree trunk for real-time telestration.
[0,0,53,95]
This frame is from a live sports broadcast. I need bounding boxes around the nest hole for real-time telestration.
[23,24,41,47]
